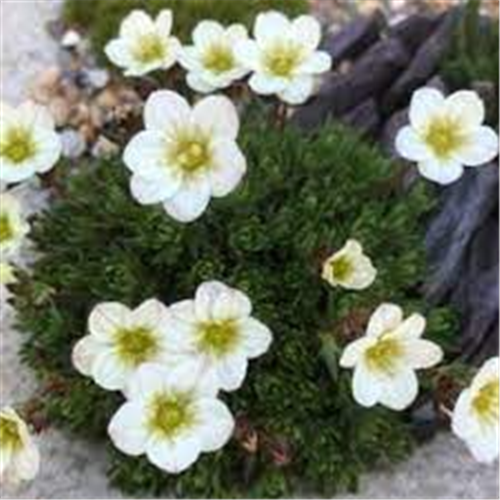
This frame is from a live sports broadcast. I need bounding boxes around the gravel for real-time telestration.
[0,1,498,498]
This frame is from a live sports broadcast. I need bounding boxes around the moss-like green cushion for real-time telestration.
[14,105,457,497]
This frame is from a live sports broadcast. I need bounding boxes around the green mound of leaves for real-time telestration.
[14,106,457,498]
[63,0,307,65]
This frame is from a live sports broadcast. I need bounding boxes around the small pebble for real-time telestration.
[61,29,81,49]
[86,69,110,90]
[60,129,86,159]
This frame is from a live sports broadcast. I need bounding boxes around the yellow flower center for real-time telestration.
[0,127,37,164]
[147,392,194,439]
[365,334,403,375]
[472,380,499,426]
[168,132,211,174]
[423,116,464,160]
[114,326,159,367]
[202,43,235,74]
[198,320,239,357]
[330,255,353,282]
[133,33,165,64]
[264,42,304,78]
[0,416,22,452]
[0,214,14,243]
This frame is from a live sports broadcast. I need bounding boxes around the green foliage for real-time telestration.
[63,0,307,64]
[14,106,457,497]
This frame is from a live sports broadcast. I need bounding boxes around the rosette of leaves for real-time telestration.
[63,0,308,65]
[13,104,457,498]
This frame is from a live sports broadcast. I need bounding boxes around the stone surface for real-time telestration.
[0,1,498,499]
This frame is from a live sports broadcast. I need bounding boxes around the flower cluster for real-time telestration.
[105,9,331,105]
[72,281,272,473]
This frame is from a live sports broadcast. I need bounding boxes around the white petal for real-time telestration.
[466,430,499,464]
[155,9,173,35]
[352,363,381,407]
[217,354,248,392]
[20,102,55,130]
[291,15,321,51]
[123,131,168,179]
[161,314,198,353]
[395,126,432,161]
[169,299,198,324]
[193,95,239,140]
[378,370,418,410]
[130,173,181,205]
[417,158,464,185]
[108,402,149,456]
[193,20,225,46]
[105,39,133,68]
[163,174,211,223]
[120,10,154,38]
[92,351,129,391]
[456,127,498,167]
[446,90,485,131]
[72,335,101,376]
[366,303,403,338]
[452,389,476,440]
[127,363,170,400]
[213,286,252,321]
[12,443,40,482]
[194,281,229,322]
[178,46,201,72]
[144,90,191,133]
[234,39,260,70]
[237,317,272,358]
[130,298,170,332]
[298,51,331,74]
[339,337,374,368]
[88,302,130,341]
[395,313,426,339]
[0,163,37,184]
[194,398,234,452]
[209,140,246,197]
[279,76,315,105]
[405,339,443,369]
[409,87,445,131]
[31,130,61,174]
[147,433,201,473]
[185,72,217,94]
[254,11,290,43]
[249,73,286,96]
[227,24,248,43]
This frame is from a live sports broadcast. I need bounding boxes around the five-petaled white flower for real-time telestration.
[165,281,273,393]
[396,88,499,185]
[72,298,173,393]
[124,90,247,223]
[234,11,331,105]
[322,239,377,290]
[0,192,29,260]
[108,363,234,474]
[179,21,250,93]
[452,357,499,463]
[105,10,181,77]
[0,407,40,485]
[340,303,443,410]
[0,102,61,184]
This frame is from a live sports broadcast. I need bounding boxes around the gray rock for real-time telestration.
[60,128,86,158]
[340,98,380,137]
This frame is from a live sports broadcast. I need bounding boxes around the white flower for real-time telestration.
[0,407,40,485]
[124,90,246,223]
[0,192,29,260]
[234,11,331,105]
[72,298,173,393]
[105,10,181,77]
[452,357,499,463]
[396,88,499,185]
[179,21,250,93]
[322,239,377,290]
[340,303,443,410]
[165,281,273,393]
[0,102,61,184]
[108,363,234,474]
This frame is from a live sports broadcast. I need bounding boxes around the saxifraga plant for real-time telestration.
[13,104,457,498]
[63,0,308,66]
